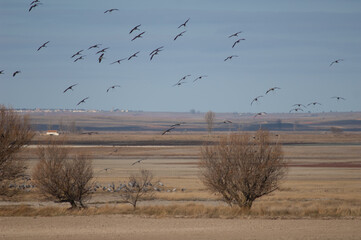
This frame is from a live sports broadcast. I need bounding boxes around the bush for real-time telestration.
[120,169,154,210]
[32,141,94,209]
[199,130,286,209]
[0,106,34,197]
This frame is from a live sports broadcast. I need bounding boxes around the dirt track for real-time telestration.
[1,215,361,240]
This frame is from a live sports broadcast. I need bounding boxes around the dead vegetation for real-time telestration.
[32,140,94,209]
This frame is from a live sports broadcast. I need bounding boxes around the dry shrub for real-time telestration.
[199,130,287,209]
[205,111,215,134]
[120,169,155,209]
[32,140,94,209]
[0,105,34,197]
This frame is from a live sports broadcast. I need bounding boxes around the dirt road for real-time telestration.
[1,215,360,240]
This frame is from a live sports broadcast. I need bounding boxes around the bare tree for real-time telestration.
[32,141,94,209]
[199,130,286,209]
[120,169,154,210]
[205,111,215,134]
[0,106,34,196]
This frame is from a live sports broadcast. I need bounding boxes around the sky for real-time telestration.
[1,0,361,113]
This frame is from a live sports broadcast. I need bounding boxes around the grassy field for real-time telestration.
[2,128,360,219]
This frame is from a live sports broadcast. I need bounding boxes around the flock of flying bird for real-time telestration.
[1,2,349,136]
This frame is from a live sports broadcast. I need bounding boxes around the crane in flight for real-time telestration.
[178,18,190,28]
[77,97,89,106]
[63,84,78,93]
[37,41,50,51]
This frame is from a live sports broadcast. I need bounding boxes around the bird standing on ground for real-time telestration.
[232,38,245,48]
[37,41,49,51]
[63,84,78,93]
[77,97,89,106]
[178,18,190,28]
[174,31,186,41]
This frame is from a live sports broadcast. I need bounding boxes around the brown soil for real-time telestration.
[1,215,361,240]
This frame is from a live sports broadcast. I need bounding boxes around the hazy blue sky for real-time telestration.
[1,0,360,113]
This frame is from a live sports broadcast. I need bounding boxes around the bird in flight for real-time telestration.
[228,31,242,38]
[178,18,190,28]
[131,158,146,166]
[71,50,83,58]
[149,46,164,56]
[232,38,245,48]
[224,55,238,61]
[223,120,233,124]
[30,0,40,4]
[289,108,303,113]
[88,44,101,50]
[74,55,85,62]
[37,41,49,51]
[129,24,141,34]
[98,53,105,63]
[29,3,42,12]
[77,97,89,106]
[96,47,109,54]
[170,122,185,127]
[128,51,140,60]
[265,87,281,94]
[104,8,119,13]
[332,96,346,101]
[162,127,175,135]
[0,70,4,74]
[174,31,186,41]
[13,71,21,77]
[131,31,145,41]
[254,112,267,118]
[111,58,126,64]
[307,102,322,106]
[63,84,78,93]
[251,96,263,105]
[292,103,306,108]
[330,59,343,67]
[193,75,207,82]
[106,85,121,92]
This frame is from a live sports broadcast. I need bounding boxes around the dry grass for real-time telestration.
[5,128,361,219]
[1,202,360,219]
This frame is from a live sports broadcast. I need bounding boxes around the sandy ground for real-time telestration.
[1,215,361,240]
